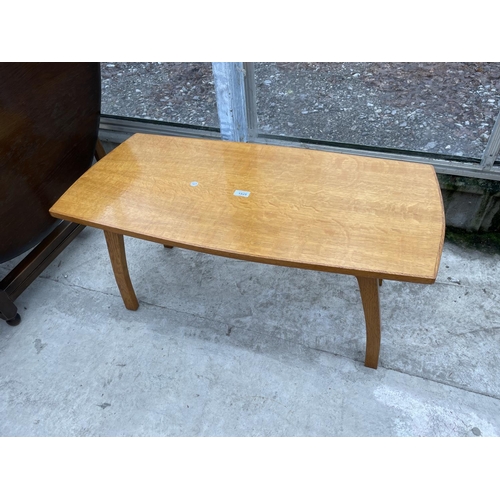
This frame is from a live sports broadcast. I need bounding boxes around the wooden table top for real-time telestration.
[50,133,445,283]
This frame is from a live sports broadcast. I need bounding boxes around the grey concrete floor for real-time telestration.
[1,226,499,436]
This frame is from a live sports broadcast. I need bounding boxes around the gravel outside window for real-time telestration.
[101,62,500,160]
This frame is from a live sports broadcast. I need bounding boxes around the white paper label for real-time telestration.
[234,190,250,197]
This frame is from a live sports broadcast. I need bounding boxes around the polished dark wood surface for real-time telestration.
[0,63,100,263]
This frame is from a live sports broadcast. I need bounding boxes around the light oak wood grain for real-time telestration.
[50,134,445,284]
[51,134,446,369]
[356,276,381,369]
[103,230,139,311]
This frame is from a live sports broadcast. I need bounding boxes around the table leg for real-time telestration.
[104,231,139,311]
[0,289,20,325]
[356,276,381,369]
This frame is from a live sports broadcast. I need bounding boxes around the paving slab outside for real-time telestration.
[0,226,499,437]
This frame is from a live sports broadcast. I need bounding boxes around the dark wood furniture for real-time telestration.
[0,63,101,325]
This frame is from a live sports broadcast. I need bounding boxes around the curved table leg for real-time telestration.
[104,231,139,311]
[356,276,381,369]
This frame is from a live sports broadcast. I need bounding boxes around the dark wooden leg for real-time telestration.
[163,245,173,249]
[356,276,381,369]
[0,289,20,325]
[103,231,139,311]
[0,221,85,325]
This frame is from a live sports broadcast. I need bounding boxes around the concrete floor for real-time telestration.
[1,226,499,436]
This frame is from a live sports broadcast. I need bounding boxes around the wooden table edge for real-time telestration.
[48,210,440,285]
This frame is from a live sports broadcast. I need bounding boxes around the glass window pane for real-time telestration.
[255,62,500,159]
[101,62,219,128]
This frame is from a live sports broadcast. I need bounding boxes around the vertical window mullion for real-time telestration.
[243,62,258,141]
[212,62,257,142]
[481,111,500,171]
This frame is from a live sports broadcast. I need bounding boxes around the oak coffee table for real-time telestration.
[50,133,445,369]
